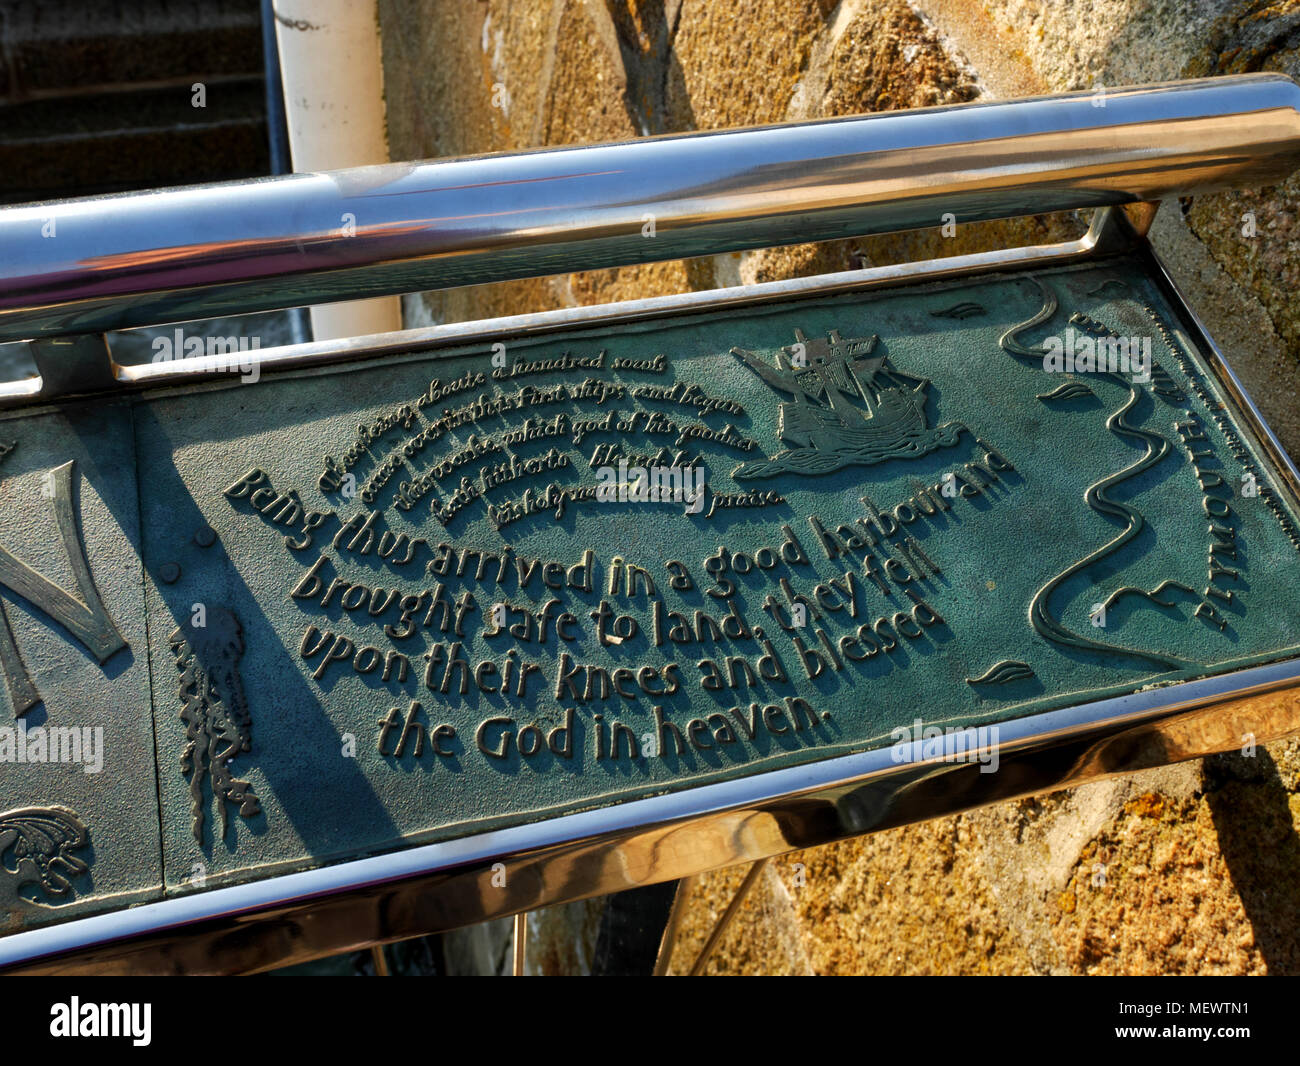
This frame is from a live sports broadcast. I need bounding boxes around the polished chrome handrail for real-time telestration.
[1,74,1298,345]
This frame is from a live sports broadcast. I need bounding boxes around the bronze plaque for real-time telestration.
[2,254,1300,940]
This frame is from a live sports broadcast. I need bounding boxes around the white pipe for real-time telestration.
[273,0,402,341]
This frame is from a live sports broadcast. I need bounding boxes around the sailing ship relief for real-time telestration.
[730,328,966,479]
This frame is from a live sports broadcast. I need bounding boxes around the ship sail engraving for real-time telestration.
[730,328,966,479]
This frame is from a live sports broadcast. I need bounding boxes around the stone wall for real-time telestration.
[377,0,1300,974]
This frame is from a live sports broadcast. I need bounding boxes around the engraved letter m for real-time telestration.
[0,461,127,717]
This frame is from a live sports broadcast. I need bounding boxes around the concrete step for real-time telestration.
[0,0,269,203]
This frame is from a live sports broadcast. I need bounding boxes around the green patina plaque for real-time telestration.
[3,254,1300,927]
